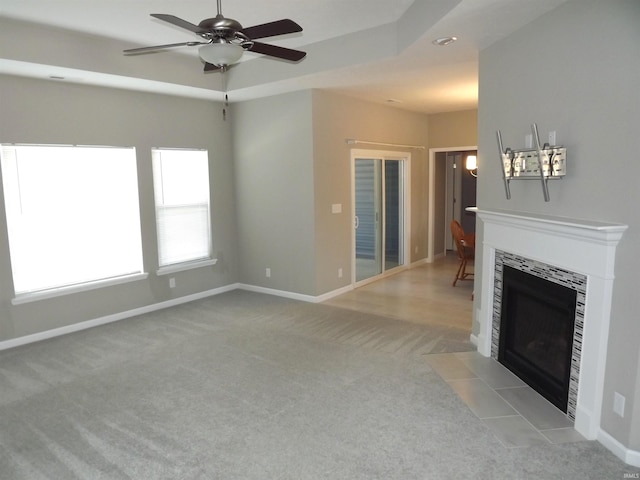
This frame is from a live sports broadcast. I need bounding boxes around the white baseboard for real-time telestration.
[0,283,239,352]
[0,281,357,352]
[236,283,355,304]
[598,428,640,467]
[476,332,491,357]
[409,258,429,268]
[574,405,598,440]
[314,285,354,303]
[236,283,320,303]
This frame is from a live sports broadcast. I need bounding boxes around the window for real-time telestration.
[152,148,212,270]
[0,144,144,297]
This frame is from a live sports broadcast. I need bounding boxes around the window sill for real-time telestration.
[156,258,218,276]
[12,272,149,306]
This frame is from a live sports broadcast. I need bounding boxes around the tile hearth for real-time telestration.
[426,351,587,448]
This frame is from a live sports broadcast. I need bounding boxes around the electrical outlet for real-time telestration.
[265,268,271,278]
[169,277,176,289]
[614,392,625,417]
[338,268,343,278]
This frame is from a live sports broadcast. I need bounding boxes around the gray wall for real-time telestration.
[0,75,239,341]
[0,73,463,342]
[232,91,317,295]
[232,89,431,297]
[475,0,640,450]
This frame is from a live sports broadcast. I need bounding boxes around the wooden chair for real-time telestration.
[450,220,475,286]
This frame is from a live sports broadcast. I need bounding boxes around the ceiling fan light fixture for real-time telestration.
[199,42,244,66]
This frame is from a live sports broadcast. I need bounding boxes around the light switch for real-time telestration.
[525,134,533,149]
[614,392,625,417]
[331,203,342,214]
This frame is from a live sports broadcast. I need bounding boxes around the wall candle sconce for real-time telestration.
[466,155,477,177]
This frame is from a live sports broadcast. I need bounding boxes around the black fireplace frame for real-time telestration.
[498,265,577,413]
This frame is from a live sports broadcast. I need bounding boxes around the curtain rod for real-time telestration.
[345,139,425,150]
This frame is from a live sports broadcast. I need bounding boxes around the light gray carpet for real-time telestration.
[0,290,636,479]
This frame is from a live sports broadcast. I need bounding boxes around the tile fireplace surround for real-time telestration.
[475,209,627,442]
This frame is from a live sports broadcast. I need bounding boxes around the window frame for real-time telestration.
[0,143,147,304]
[151,147,214,274]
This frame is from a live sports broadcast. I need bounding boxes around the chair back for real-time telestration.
[450,220,474,260]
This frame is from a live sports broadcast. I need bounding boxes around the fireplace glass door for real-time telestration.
[498,266,577,412]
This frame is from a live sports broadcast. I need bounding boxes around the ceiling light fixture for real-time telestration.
[198,40,244,121]
[432,36,458,46]
[198,42,244,67]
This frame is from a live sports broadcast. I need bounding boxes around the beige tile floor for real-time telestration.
[325,255,587,448]
[325,254,474,331]
[427,351,586,448]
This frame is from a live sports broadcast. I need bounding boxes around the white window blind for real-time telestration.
[152,148,212,268]
[0,144,144,295]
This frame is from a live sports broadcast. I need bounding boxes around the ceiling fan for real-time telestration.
[123,0,307,72]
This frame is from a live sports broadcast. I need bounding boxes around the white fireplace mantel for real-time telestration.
[476,208,627,441]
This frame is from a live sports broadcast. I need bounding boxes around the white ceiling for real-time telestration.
[0,0,569,114]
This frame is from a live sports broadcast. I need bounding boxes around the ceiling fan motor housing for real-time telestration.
[199,15,243,36]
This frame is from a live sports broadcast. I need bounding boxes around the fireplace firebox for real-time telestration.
[498,265,577,412]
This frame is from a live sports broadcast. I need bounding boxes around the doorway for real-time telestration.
[445,151,477,248]
[352,150,409,284]
[428,146,477,262]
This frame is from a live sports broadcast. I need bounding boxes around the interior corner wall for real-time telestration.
[0,74,238,342]
[476,0,640,453]
[232,91,316,296]
[310,90,430,294]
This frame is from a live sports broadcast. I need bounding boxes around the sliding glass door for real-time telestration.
[353,152,406,283]
[354,159,382,281]
[384,159,403,271]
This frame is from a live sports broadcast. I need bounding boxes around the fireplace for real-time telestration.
[475,209,627,440]
[491,251,585,420]
[498,265,577,413]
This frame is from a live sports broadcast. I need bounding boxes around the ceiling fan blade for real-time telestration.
[151,14,206,34]
[249,42,306,62]
[204,62,222,72]
[124,41,207,55]
[241,19,302,40]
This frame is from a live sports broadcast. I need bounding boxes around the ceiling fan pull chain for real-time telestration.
[221,65,229,121]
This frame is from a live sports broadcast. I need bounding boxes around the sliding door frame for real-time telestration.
[350,149,411,287]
